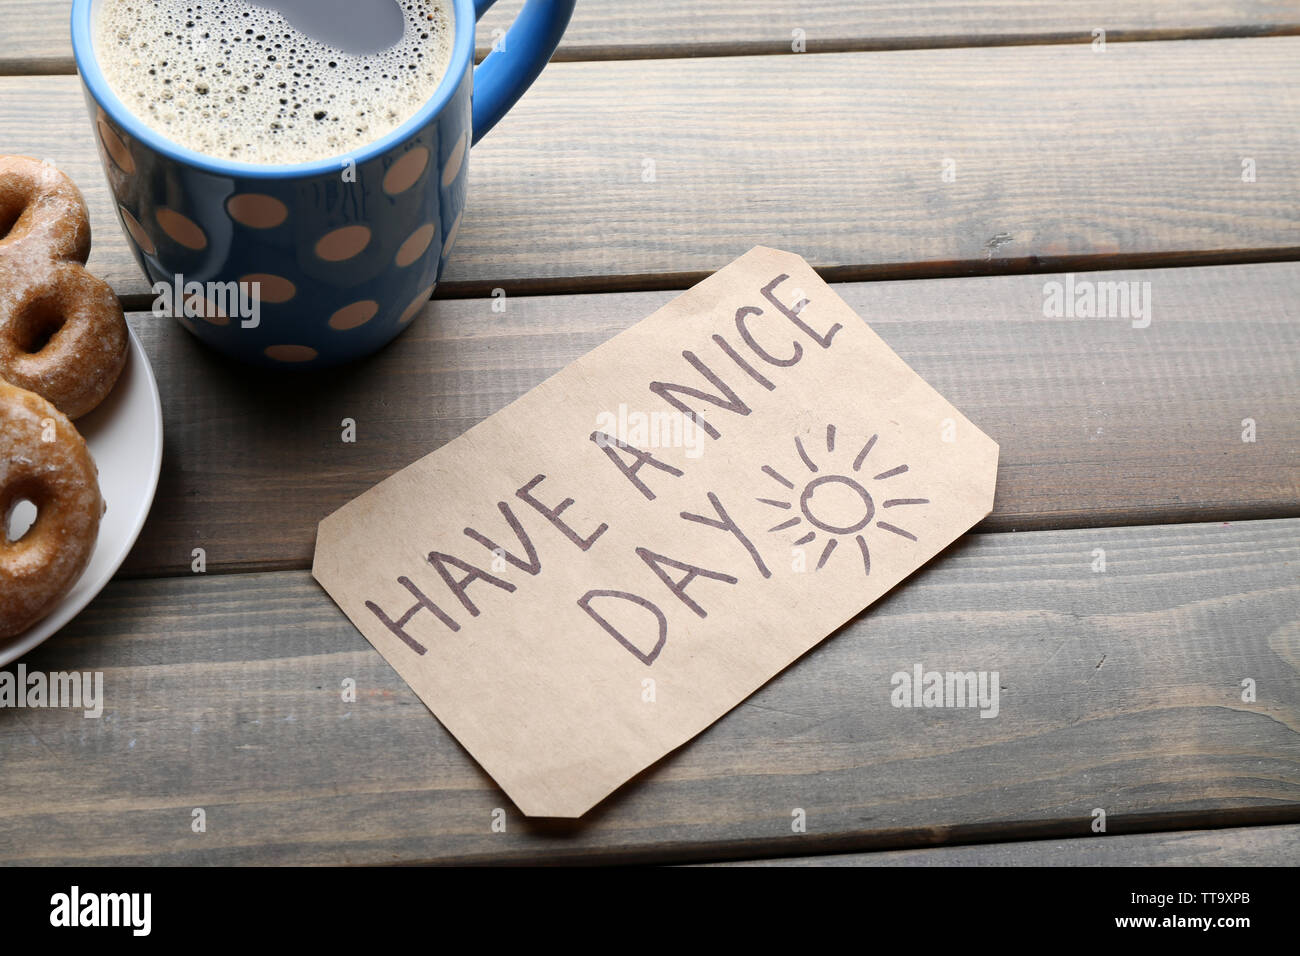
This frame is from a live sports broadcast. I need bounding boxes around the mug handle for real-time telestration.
[471,0,577,144]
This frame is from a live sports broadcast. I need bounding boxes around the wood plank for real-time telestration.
[0,1,72,75]
[1,518,1295,865]
[117,261,1300,577]
[703,824,1300,865]
[480,0,1300,59]
[3,36,1299,301]
[8,0,1300,74]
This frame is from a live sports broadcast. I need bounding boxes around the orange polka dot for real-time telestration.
[384,147,429,195]
[441,210,463,257]
[328,300,379,331]
[315,225,371,262]
[119,206,155,256]
[441,133,467,188]
[395,223,435,268]
[198,295,230,326]
[98,116,135,174]
[227,193,288,229]
[265,344,318,363]
[156,207,207,250]
[399,284,436,325]
[240,273,297,304]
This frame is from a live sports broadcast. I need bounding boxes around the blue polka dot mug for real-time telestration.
[71,0,576,367]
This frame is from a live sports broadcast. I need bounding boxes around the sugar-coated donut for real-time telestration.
[0,155,128,419]
[0,379,104,640]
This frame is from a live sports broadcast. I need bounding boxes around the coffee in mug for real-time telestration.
[74,0,576,366]
[93,0,454,165]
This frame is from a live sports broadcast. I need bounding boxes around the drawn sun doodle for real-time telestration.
[758,425,930,575]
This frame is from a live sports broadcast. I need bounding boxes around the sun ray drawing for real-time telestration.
[756,426,930,575]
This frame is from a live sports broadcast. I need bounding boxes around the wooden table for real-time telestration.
[1,1,1297,866]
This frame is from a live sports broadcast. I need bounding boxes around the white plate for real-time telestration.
[1,328,163,666]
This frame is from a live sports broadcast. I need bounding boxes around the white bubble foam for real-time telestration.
[94,0,454,165]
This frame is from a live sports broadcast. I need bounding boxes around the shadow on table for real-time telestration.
[122,300,490,574]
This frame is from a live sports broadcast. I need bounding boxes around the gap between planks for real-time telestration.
[693,821,1300,866]
[6,0,1300,73]
[110,246,1300,315]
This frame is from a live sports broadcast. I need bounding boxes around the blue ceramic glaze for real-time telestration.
[70,0,575,367]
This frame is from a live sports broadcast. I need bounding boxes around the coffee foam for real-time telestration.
[94,0,454,165]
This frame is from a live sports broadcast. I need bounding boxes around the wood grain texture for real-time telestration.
[7,0,1300,74]
[0,1,72,75]
[0,518,1295,865]
[114,261,1300,577]
[478,0,1300,59]
[3,36,1299,303]
[704,824,1300,865]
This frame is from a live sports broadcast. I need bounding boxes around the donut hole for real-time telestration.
[1,475,48,546]
[12,293,67,354]
[0,193,25,241]
[4,498,37,544]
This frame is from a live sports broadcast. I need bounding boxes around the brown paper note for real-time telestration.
[313,246,999,817]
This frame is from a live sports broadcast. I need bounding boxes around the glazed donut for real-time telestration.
[0,379,104,640]
[0,155,128,419]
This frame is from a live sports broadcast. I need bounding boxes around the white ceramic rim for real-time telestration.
[1,327,164,667]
